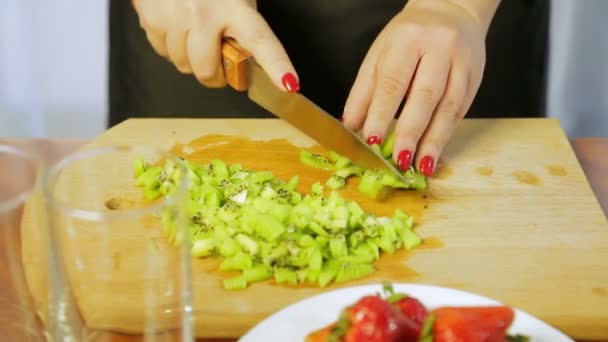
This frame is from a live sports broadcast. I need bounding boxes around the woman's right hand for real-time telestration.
[131,0,300,92]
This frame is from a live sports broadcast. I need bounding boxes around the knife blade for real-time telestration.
[221,38,408,183]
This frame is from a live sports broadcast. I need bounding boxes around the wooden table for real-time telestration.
[1,137,606,342]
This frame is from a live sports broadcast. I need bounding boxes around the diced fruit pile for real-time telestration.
[300,150,426,198]
[299,129,426,199]
[133,148,425,290]
[306,283,530,342]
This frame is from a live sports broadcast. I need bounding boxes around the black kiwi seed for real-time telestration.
[192,214,204,225]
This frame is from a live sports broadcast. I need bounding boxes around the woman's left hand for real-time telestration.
[341,0,499,177]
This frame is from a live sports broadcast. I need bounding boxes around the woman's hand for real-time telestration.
[131,0,300,92]
[342,0,500,176]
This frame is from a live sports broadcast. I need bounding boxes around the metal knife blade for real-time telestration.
[246,62,408,182]
[220,39,407,183]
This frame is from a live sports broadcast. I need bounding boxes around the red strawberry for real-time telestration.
[432,306,515,342]
[341,295,419,342]
[393,296,429,337]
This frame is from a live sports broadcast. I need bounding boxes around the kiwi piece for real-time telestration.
[300,150,334,170]
[326,175,346,190]
[380,129,396,158]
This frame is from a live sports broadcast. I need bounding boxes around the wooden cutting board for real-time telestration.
[21,118,608,340]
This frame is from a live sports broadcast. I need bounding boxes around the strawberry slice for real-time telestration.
[393,296,429,337]
[340,295,419,342]
[380,282,429,339]
[432,306,516,342]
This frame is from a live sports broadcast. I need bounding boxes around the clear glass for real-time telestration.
[0,144,49,341]
[43,144,193,341]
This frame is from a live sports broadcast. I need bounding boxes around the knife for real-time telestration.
[220,38,408,183]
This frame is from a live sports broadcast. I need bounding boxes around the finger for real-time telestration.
[414,61,469,177]
[360,43,420,145]
[134,0,169,36]
[146,30,169,59]
[226,7,298,92]
[392,54,450,171]
[341,39,381,132]
[460,62,484,123]
[187,25,226,88]
[166,1,192,73]
[167,28,192,73]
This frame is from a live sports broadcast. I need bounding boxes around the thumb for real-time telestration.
[226,7,300,92]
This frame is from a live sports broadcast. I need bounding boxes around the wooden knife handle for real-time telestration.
[221,38,251,91]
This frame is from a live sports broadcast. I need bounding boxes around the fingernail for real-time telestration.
[419,155,435,176]
[339,117,344,123]
[281,73,300,93]
[397,150,413,171]
[366,134,382,145]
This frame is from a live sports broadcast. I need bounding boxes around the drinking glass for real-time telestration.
[0,143,48,341]
[43,144,193,341]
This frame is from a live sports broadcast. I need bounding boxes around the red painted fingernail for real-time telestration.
[366,134,382,145]
[340,117,344,123]
[397,150,413,171]
[281,73,300,93]
[419,155,435,176]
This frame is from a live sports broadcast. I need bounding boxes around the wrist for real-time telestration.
[448,0,501,33]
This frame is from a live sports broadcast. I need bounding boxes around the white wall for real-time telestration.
[0,0,108,139]
[546,0,608,138]
[0,0,607,139]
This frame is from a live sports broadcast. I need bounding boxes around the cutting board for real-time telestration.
[21,118,608,340]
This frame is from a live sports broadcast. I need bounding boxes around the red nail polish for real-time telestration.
[397,150,413,171]
[340,117,344,123]
[419,155,435,176]
[366,134,382,145]
[281,72,300,93]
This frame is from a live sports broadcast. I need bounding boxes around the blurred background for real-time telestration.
[0,0,107,138]
[1,0,607,139]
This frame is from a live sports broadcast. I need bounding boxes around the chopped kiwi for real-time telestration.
[300,131,427,199]
[134,151,425,290]
[380,130,396,158]
[328,150,351,169]
[334,165,364,179]
[370,143,382,156]
[300,150,334,170]
[326,175,346,190]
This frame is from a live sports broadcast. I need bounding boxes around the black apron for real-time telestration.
[107,0,550,128]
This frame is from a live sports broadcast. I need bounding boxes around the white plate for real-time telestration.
[239,283,573,342]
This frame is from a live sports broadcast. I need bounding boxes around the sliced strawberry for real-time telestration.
[432,306,515,342]
[380,282,429,339]
[341,295,419,342]
[393,296,429,337]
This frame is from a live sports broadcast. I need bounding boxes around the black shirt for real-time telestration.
[107,0,549,127]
